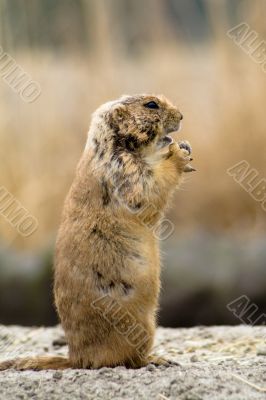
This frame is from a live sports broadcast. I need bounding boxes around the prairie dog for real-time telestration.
[0,94,194,370]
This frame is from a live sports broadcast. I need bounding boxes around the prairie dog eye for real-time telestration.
[144,101,159,110]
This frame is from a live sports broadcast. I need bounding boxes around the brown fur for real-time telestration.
[0,94,193,370]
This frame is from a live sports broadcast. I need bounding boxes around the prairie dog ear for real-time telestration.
[112,104,129,123]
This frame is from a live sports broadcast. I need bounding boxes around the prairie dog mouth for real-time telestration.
[157,135,174,149]
[156,120,182,150]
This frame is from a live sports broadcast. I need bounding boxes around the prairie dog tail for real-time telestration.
[0,356,71,371]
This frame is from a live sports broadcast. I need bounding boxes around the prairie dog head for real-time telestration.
[87,94,183,157]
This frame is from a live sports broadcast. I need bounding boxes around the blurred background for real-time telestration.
[0,0,265,327]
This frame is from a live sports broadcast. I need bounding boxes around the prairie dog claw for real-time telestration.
[183,165,196,173]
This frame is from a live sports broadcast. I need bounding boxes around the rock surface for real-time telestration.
[0,325,265,400]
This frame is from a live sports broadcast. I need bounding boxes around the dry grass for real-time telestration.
[0,2,266,249]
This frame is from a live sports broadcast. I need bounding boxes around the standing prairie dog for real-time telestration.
[0,94,194,371]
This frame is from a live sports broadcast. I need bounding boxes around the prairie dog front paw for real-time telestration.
[166,142,195,173]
